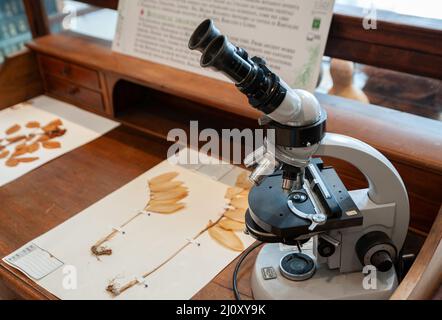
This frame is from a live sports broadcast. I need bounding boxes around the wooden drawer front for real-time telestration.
[40,55,100,91]
[45,75,104,113]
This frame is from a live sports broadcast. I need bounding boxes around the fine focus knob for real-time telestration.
[370,250,393,272]
[356,231,397,272]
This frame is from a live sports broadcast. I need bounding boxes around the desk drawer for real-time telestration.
[45,75,104,113]
[39,55,101,91]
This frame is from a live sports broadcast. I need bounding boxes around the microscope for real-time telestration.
[189,20,410,299]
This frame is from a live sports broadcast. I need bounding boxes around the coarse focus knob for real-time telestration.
[356,231,397,272]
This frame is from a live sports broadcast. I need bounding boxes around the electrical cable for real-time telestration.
[232,241,264,300]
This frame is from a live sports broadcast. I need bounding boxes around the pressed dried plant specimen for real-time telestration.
[91,172,188,257]
[1,119,67,168]
[206,171,252,252]
[106,171,252,297]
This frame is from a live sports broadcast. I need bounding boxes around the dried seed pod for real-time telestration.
[225,187,244,200]
[218,218,245,231]
[149,180,184,193]
[27,142,40,154]
[5,158,19,167]
[147,202,185,214]
[26,121,41,129]
[6,124,21,135]
[16,157,39,163]
[230,196,249,209]
[149,172,179,185]
[0,150,10,159]
[208,223,244,252]
[42,140,62,149]
[224,209,246,223]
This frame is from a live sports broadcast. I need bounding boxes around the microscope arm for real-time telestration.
[316,133,410,250]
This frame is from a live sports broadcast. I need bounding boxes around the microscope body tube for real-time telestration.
[267,82,322,127]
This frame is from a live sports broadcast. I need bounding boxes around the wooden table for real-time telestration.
[0,125,256,300]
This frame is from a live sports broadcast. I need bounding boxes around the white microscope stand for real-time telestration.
[251,133,410,300]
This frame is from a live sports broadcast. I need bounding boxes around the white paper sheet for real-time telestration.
[0,96,119,187]
[3,152,254,300]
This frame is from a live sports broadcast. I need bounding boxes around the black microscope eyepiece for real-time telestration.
[201,35,253,84]
[188,19,221,53]
[189,19,287,115]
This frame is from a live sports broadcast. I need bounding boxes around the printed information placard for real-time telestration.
[113,0,335,91]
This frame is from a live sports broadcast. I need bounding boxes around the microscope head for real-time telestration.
[189,19,327,192]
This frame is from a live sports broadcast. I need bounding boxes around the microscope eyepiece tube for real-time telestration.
[200,36,252,83]
[189,20,289,116]
[188,19,221,52]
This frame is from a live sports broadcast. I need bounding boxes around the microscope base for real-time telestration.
[251,243,398,300]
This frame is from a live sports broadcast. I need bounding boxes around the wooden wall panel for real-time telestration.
[0,50,44,110]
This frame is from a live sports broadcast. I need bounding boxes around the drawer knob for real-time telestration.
[62,65,71,76]
[68,86,80,95]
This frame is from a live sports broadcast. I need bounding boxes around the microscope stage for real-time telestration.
[247,159,363,241]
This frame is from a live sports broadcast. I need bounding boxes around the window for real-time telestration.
[317,58,442,121]
[46,0,118,41]
[0,0,31,63]
[336,0,442,22]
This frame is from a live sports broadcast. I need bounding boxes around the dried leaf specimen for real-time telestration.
[146,202,185,214]
[91,172,188,257]
[27,142,40,154]
[42,141,61,149]
[0,150,10,159]
[149,180,184,193]
[207,171,252,250]
[149,172,179,184]
[225,186,243,199]
[37,134,50,142]
[6,124,21,135]
[218,218,245,231]
[26,121,40,129]
[223,209,246,223]
[6,135,26,144]
[5,158,19,167]
[42,119,63,133]
[230,196,248,209]
[145,172,187,214]
[208,222,244,252]
[2,118,67,168]
[16,157,39,163]
[235,171,253,190]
